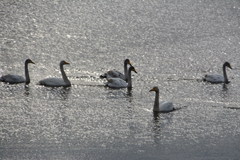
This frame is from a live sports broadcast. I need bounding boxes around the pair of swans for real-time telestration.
[0,59,71,87]
[100,59,132,82]
[149,62,232,112]
[101,59,137,88]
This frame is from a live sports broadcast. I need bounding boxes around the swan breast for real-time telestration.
[105,78,127,88]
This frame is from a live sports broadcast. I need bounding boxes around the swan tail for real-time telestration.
[100,73,107,79]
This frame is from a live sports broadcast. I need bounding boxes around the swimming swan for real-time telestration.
[38,60,71,87]
[100,59,132,82]
[105,66,137,88]
[0,59,35,85]
[149,86,174,112]
[203,62,232,83]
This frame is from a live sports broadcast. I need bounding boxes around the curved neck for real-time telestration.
[60,64,71,86]
[153,91,160,112]
[223,64,228,83]
[127,69,132,88]
[25,62,30,85]
[124,62,128,81]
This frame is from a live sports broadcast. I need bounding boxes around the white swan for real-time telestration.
[38,60,71,87]
[0,59,35,85]
[100,59,132,82]
[149,86,174,112]
[105,66,137,88]
[203,62,232,83]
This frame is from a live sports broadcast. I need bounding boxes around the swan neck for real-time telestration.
[223,64,228,83]
[60,64,70,85]
[124,62,128,81]
[127,69,132,88]
[25,62,30,85]
[153,91,160,112]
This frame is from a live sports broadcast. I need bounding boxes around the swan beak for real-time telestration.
[149,88,154,92]
[30,60,35,64]
[133,69,137,73]
[228,64,232,69]
[64,61,70,65]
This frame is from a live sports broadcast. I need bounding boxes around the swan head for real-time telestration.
[124,59,132,66]
[25,59,35,64]
[224,62,232,69]
[60,60,70,65]
[149,86,159,92]
[129,66,137,73]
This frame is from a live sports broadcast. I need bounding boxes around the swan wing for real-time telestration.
[159,101,174,112]
[107,70,125,79]
[106,78,127,88]
[39,78,68,87]
[101,70,125,80]
[204,74,224,83]
[0,74,25,83]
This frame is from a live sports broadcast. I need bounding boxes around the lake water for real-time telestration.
[1,0,240,159]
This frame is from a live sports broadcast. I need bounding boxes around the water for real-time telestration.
[1,0,240,159]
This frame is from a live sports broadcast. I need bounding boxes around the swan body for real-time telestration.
[38,60,71,87]
[100,59,132,81]
[149,86,174,112]
[105,66,137,88]
[0,59,35,85]
[203,62,232,83]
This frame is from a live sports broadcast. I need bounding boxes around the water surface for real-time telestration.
[1,0,240,159]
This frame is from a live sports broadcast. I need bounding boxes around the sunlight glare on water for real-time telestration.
[1,0,240,160]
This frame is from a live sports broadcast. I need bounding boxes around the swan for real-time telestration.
[38,60,71,87]
[149,86,175,112]
[105,66,137,88]
[100,59,132,82]
[0,59,35,85]
[203,62,232,83]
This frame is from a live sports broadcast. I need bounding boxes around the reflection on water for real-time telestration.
[1,0,240,159]
[124,88,133,103]
[220,83,229,99]
[24,86,30,96]
[152,112,161,144]
[105,87,133,102]
[40,87,71,101]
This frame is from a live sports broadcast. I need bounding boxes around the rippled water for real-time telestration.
[1,0,240,159]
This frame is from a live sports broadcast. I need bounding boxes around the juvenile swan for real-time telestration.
[38,60,71,87]
[100,59,132,82]
[0,59,35,85]
[149,86,174,112]
[203,62,232,83]
[105,66,137,88]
